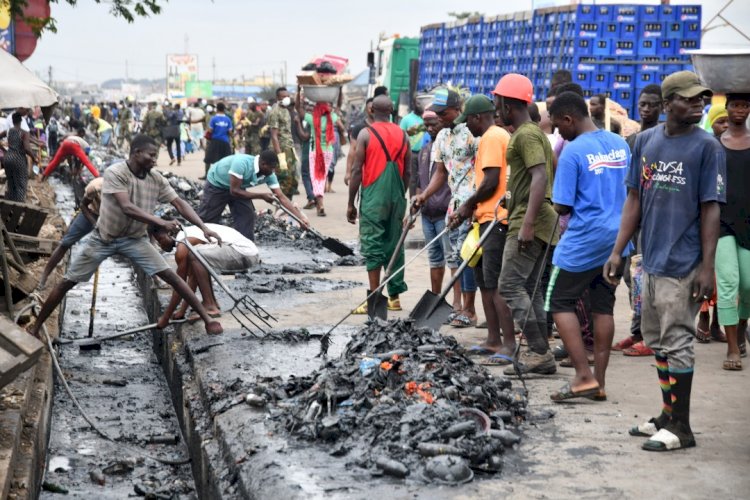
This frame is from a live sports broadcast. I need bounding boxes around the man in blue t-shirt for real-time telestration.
[203,102,234,177]
[196,151,308,240]
[544,91,631,403]
[604,72,726,452]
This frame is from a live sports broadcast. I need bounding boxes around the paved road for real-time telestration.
[155,145,750,498]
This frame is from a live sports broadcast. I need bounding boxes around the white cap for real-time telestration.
[206,105,214,113]
[247,97,255,103]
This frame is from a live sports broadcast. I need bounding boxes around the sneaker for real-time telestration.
[503,350,557,375]
[623,341,654,357]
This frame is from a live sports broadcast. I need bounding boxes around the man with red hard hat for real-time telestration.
[493,73,560,376]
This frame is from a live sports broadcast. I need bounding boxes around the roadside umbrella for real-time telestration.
[0,48,58,109]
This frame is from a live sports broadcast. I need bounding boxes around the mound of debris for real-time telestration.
[253,211,324,251]
[259,319,529,483]
[233,274,358,294]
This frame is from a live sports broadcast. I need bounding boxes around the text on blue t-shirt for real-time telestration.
[552,129,633,272]
[626,124,726,277]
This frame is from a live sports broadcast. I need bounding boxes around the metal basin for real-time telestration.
[689,49,750,93]
[302,85,341,103]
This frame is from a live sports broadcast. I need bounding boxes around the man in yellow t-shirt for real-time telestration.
[450,95,517,363]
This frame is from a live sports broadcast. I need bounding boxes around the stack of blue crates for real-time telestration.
[418,3,700,118]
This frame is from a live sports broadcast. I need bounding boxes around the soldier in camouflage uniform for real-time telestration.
[244,102,263,155]
[117,101,134,149]
[268,87,298,200]
[142,102,166,147]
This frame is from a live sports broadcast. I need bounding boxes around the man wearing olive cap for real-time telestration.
[604,71,726,452]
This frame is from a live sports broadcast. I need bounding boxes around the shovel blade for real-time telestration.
[367,291,387,320]
[78,340,102,351]
[409,290,453,331]
[323,237,354,257]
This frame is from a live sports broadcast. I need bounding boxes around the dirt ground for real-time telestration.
[155,147,749,498]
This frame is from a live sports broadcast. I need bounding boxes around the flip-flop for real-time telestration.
[450,314,476,328]
[466,345,498,356]
[695,327,711,343]
[479,353,514,366]
[722,358,742,371]
[549,383,600,402]
[642,427,696,452]
[586,389,607,402]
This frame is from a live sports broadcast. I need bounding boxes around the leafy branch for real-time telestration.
[6,0,165,35]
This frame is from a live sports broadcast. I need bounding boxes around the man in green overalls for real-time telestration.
[347,95,411,314]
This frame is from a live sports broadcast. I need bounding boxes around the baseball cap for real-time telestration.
[455,95,496,124]
[661,71,712,99]
[429,89,461,112]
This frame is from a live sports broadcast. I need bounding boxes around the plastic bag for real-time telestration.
[460,222,482,268]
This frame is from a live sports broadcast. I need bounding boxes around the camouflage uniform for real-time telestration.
[244,110,263,156]
[267,103,298,199]
[117,106,133,148]
[142,109,166,146]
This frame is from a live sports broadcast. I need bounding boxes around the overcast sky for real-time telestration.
[24,0,750,84]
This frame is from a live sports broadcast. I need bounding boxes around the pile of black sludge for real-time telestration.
[263,319,529,485]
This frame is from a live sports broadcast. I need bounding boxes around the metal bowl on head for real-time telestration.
[302,85,341,103]
[689,49,750,93]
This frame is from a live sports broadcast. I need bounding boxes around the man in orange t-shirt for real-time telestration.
[450,95,517,362]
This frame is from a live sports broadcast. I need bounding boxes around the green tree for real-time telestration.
[447,11,483,20]
[7,0,164,35]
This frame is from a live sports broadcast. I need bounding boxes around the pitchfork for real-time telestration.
[177,225,277,338]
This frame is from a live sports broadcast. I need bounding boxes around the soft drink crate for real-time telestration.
[659,5,676,21]
[614,88,634,105]
[592,71,612,88]
[578,4,612,22]
[636,71,659,86]
[574,71,592,87]
[640,5,660,22]
[613,73,634,91]
[683,22,701,39]
[657,39,676,56]
[614,40,636,57]
[665,21,685,39]
[620,23,637,39]
[614,5,639,23]
[593,39,612,56]
[678,39,699,55]
[677,5,701,22]
[638,38,658,56]
[601,22,619,37]
[577,22,599,37]
[575,38,594,56]
[640,21,664,38]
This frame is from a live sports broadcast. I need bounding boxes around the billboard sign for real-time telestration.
[166,53,198,99]
[185,80,213,98]
[0,1,14,54]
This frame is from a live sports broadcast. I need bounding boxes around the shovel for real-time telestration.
[410,199,503,331]
[56,319,189,349]
[272,198,353,257]
[86,269,100,348]
[368,201,421,321]
[318,225,451,355]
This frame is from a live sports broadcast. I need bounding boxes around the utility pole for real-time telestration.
[47,65,52,86]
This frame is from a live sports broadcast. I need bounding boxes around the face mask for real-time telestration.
[281,97,291,107]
